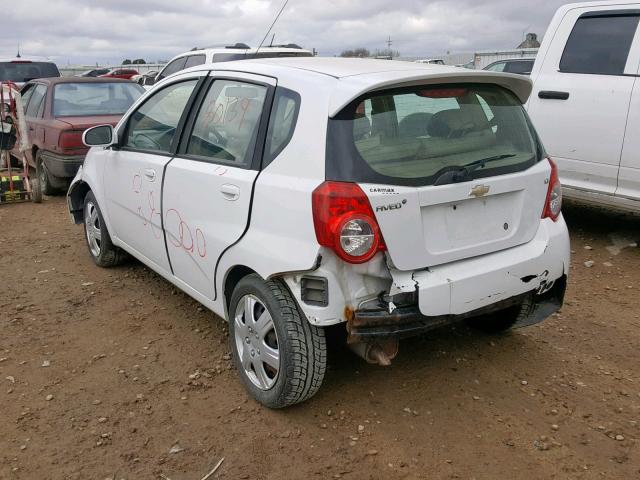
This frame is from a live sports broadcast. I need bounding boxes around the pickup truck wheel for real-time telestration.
[229,274,327,408]
[466,295,536,334]
[83,191,127,267]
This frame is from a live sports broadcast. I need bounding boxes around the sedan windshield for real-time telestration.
[53,82,144,116]
[0,61,60,82]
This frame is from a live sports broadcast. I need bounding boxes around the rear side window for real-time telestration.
[327,84,540,187]
[125,80,197,153]
[264,88,300,166]
[184,55,206,69]
[560,14,640,75]
[185,80,267,167]
[25,84,47,118]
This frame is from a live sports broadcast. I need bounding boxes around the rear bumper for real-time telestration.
[390,216,570,317]
[41,151,85,179]
[348,275,566,341]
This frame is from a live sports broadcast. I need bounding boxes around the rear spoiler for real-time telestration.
[328,70,533,117]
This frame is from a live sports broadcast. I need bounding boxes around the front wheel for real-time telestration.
[83,191,127,267]
[229,275,327,408]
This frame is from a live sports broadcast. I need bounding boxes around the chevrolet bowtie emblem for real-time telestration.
[469,185,490,198]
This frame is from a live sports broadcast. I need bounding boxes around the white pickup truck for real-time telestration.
[527,1,640,213]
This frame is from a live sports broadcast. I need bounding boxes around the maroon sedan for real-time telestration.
[13,77,143,194]
[98,68,140,80]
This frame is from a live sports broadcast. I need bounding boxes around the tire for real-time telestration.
[30,175,42,203]
[228,274,327,408]
[83,191,127,267]
[36,152,56,196]
[466,295,536,334]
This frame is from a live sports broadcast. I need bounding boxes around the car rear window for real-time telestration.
[53,82,144,116]
[326,84,541,187]
[0,62,60,82]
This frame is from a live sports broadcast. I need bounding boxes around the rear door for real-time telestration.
[618,31,640,202]
[162,73,274,299]
[23,83,47,164]
[102,72,206,273]
[527,8,640,195]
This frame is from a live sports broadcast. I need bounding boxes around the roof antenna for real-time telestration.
[255,0,289,57]
[270,33,275,47]
[16,43,21,58]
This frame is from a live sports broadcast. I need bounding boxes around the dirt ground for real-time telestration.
[0,196,639,480]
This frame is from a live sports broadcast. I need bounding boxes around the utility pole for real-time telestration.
[386,36,392,49]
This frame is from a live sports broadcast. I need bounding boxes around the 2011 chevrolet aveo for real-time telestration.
[68,58,570,408]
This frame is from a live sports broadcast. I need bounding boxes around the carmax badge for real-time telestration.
[469,184,490,198]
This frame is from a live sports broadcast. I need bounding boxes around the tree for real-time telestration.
[132,58,146,64]
[340,47,370,58]
[122,59,132,65]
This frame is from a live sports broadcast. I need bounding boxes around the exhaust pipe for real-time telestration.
[349,339,399,366]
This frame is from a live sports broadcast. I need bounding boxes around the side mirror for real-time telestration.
[144,76,156,86]
[83,124,116,147]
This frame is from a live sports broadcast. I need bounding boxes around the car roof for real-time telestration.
[180,57,534,116]
[171,45,313,60]
[29,77,136,85]
[0,56,54,63]
[489,58,535,63]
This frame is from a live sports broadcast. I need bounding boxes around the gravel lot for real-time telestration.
[0,197,639,480]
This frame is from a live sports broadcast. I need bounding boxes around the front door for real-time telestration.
[162,74,274,299]
[103,76,203,273]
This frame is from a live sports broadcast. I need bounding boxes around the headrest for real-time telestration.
[427,109,468,138]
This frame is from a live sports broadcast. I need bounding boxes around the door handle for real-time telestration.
[220,184,240,201]
[143,169,156,181]
[538,90,570,100]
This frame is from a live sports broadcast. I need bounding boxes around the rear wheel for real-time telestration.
[83,191,127,267]
[466,295,535,334]
[30,175,42,203]
[36,152,57,195]
[229,274,327,408]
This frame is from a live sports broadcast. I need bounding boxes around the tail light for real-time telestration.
[542,158,562,222]
[59,130,84,150]
[312,181,386,264]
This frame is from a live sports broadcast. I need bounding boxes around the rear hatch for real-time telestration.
[326,83,549,271]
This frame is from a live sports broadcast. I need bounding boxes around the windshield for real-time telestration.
[53,82,144,117]
[0,62,60,82]
[327,84,541,187]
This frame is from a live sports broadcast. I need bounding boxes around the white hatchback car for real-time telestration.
[68,58,570,408]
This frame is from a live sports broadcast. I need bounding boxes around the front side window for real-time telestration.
[125,80,197,153]
[25,84,47,118]
[157,57,187,81]
[184,55,206,69]
[53,82,144,116]
[560,14,640,75]
[327,84,541,187]
[185,80,267,166]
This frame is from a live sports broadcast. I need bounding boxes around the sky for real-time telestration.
[1,0,571,65]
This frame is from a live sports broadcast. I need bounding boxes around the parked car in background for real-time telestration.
[528,1,640,213]
[99,68,139,80]
[414,58,445,65]
[13,77,143,196]
[76,68,110,77]
[146,43,313,86]
[69,57,569,408]
[484,58,535,75]
[131,70,158,86]
[0,56,60,87]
